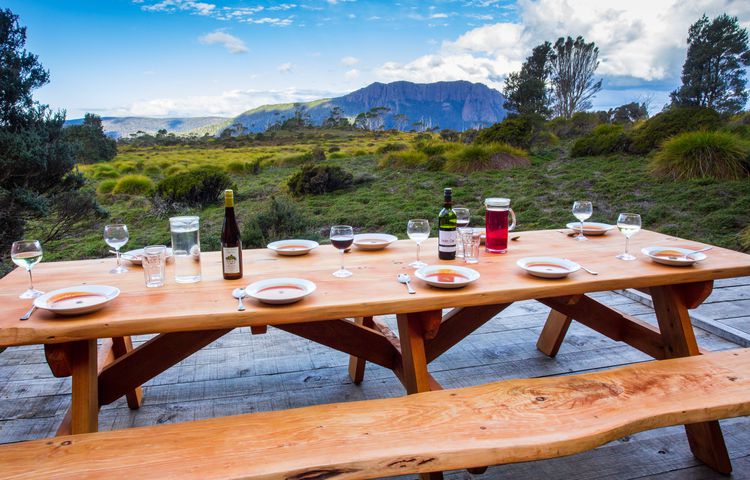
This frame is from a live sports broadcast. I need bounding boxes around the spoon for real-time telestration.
[232,288,246,311]
[20,305,36,321]
[398,273,416,294]
[669,246,713,260]
[564,259,598,275]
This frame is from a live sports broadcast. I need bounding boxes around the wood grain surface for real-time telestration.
[1,348,748,480]
[1,229,749,346]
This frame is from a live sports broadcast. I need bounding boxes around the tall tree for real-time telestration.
[503,42,552,117]
[62,113,117,163]
[548,36,602,119]
[670,14,750,114]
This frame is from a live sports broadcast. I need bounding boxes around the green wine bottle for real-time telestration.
[438,188,457,260]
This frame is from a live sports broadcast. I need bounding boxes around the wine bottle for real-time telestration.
[438,187,457,260]
[221,189,243,280]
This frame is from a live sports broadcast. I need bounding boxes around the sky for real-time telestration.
[6,0,750,119]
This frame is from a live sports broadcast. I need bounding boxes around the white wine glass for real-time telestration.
[104,224,129,274]
[572,201,593,241]
[616,213,641,261]
[407,219,430,268]
[11,240,44,299]
[330,225,354,278]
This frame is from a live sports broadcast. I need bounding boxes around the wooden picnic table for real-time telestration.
[1,229,750,475]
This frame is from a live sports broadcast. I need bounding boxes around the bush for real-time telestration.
[274,151,314,167]
[164,165,186,176]
[475,114,544,149]
[328,152,346,159]
[378,150,428,169]
[144,164,161,177]
[571,124,631,157]
[226,161,248,174]
[651,131,750,180]
[117,162,137,174]
[328,145,341,153]
[740,226,750,252]
[629,106,722,154]
[156,166,233,205]
[96,179,117,195]
[311,146,326,162]
[112,174,155,196]
[287,164,353,196]
[444,143,528,173]
[241,196,317,247]
[376,142,408,154]
[548,111,608,139]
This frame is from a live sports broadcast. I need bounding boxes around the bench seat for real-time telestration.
[2,348,749,480]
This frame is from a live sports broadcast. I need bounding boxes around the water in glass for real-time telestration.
[142,245,167,288]
[170,216,201,283]
[11,240,44,299]
[407,219,430,268]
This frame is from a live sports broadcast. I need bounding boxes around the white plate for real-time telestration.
[34,285,120,316]
[353,233,398,251]
[122,248,174,265]
[414,265,480,289]
[245,278,317,305]
[267,239,319,256]
[566,222,616,236]
[641,246,707,267]
[517,257,580,279]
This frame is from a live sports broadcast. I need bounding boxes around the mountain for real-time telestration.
[232,81,508,133]
[64,116,230,139]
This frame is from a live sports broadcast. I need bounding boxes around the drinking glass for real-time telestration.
[572,201,593,241]
[142,245,167,288]
[616,213,642,261]
[485,198,516,253]
[11,240,44,299]
[104,224,129,274]
[170,216,201,283]
[459,228,480,264]
[454,208,470,258]
[407,219,430,268]
[330,225,354,278]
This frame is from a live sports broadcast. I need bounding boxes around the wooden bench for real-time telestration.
[2,348,749,480]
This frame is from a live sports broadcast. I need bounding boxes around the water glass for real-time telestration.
[454,208,470,258]
[170,216,201,283]
[407,219,430,268]
[142,245,167,288]
[104,224,129,274]
[459,228,480,264]
[11,240,44,299]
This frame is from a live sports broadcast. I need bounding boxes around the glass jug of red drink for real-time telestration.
[485,198,516,253]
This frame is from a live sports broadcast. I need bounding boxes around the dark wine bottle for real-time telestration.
[438,187,457,260]
[221,189,243,280]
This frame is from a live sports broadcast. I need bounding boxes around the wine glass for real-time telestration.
[407,219,430,268]
[572,201,593,241]
[616,213,641,261]
[11,240,44,299]
[330,225,354,278]
[454,208,470,258]
[104,224,129,274]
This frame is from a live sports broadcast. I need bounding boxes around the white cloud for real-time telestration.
[278,62,294,74]
[344,68,360,80]
[341,56,360,66]
[198,30,248,54]
[142,0,216,16]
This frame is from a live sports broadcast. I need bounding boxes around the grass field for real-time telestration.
[28,130,750,264]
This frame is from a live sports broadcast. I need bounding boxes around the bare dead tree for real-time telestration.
[549,36,602,119]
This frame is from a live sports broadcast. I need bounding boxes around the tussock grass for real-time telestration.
[112,174,155,195]
[651,131,750,180]
[444,143,528,173]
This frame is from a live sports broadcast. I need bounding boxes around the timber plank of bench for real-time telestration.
[2,348,749,480]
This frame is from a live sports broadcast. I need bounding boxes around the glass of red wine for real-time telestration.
[330,225,354,278]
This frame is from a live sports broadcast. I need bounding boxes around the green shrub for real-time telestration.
[740,226,750,252]
[226,161,248,174]
[247,158,261,174]
[117,162,137,174]
[112,174,155,195]
[144,164,162,176]
[164,165,186,176]
[328,152,346,159]
[571,124,631,157]
[328,145,341,153]
[353,149,368,156]
[96,179,118,195]
[651,131,750,180]
[378,150,428,169]
[724,112,750,139]
[444,143,528,173]
[475,114,545,149]
[274,151,314,167]
[91,165,120,180]
[376,142,408,154]
[287,164,353,196]
[425,155,447,171]
[241,196,317,248]
[156,166,233,205]
[548,111,608,139]
[629,106,721,154]
[311,146,326,162]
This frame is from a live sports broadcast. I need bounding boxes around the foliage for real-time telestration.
[242,196,317,248]
[571,124,631,157]
[62,113,117,164]
[670,14,750,115]
[156,167,232,206]
[548,111,608,138]
[549,36,602,119]
[91,164,120,180]
[287,164,353,196]
[96,179,117,195]
[474,114,545,149]
[724,111,750,139]
[629,106,722,154]
[609,102,649,124]
[112,174,155,195]
[376,142,408,154]
[740,226,750,252]
[443,143,528,173]
[378,150,428,169]
[41,189,107,243]
[651,131,750,180]
[503,42,552,117]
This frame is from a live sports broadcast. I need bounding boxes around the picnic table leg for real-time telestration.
[348,316,375,384]
[69,339,98,434]
[112,337,143,409]
[651,282,732,474]
[536,309,573,357]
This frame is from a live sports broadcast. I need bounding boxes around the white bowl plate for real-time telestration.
[34,285,120,316]
[267,239,319,256]
[245,278,317,305]
[641,246,707,267]
[414,265,480,289]
[353,233,398,251]
[565,222,616,236]
[122,248,174,265]
[517,257,581,279]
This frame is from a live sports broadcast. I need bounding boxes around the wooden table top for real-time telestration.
[1,229,749,347]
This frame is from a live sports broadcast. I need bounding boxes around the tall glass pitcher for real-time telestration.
[484,198,516,254]
[170,216,201,283]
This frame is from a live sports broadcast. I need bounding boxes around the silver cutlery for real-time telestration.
[232,288,247,311]
[20,305,36,321]
[668,246,713,260]
[565,259,598,275]
[398,273,416,294]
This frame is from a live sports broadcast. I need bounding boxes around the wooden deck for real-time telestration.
[1,289,749,479]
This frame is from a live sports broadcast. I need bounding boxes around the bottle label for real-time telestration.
[222,247,241,274]
[438,230,457,252]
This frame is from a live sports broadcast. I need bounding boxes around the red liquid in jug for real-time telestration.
[485,209,510,253]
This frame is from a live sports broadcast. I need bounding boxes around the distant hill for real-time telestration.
[63,116,230,139]
[232,81,508,133]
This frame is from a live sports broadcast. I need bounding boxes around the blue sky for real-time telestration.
[6,0,750,119]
